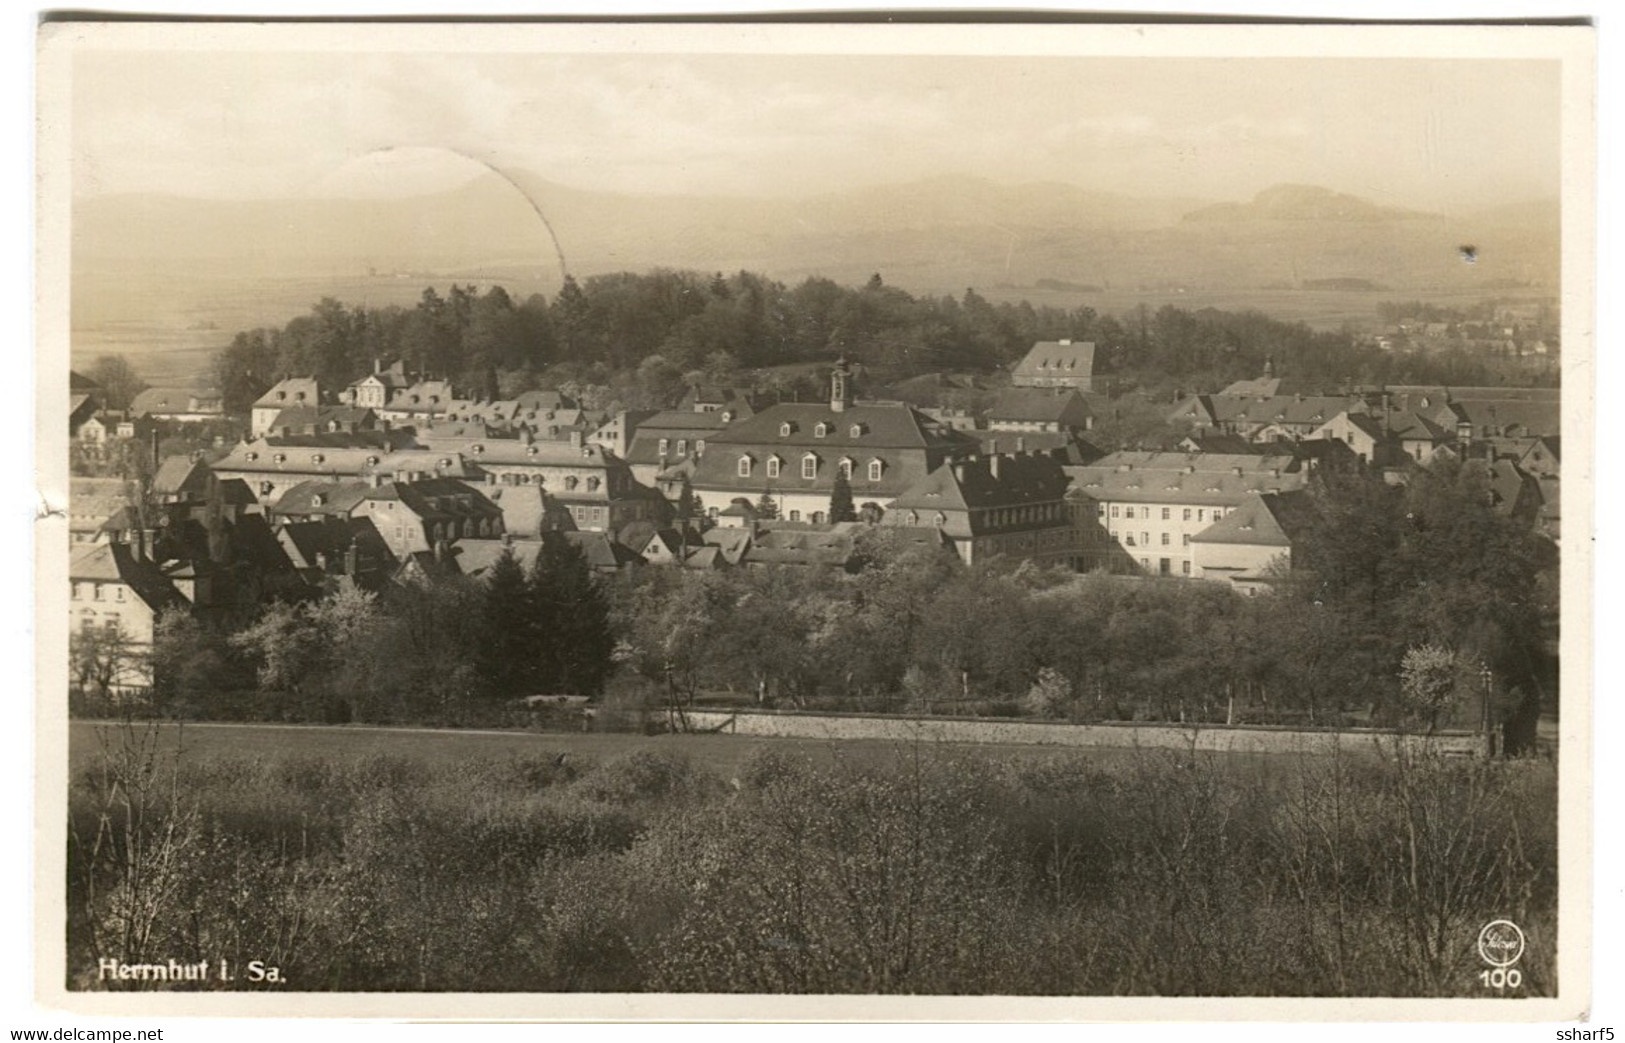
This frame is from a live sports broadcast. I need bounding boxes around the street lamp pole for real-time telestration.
[1480,664,1495,759]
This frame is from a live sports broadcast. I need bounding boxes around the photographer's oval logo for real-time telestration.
[1477,920,1526,968]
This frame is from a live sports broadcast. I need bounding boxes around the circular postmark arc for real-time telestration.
[1477,919,1526,968]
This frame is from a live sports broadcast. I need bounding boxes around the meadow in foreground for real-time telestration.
[67,722,1556,996]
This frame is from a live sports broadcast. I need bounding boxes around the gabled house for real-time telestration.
[1189,489,1318,595]
[690,359,978,524]
[883,450,1079,568]
[69,541,189,690]
[1064,451,1308,577]
[1011,340,1099,391]
[984,387,1095,433]
[250,378,324,438]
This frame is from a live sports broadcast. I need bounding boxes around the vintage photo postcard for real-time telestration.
[32,18,1596,1022]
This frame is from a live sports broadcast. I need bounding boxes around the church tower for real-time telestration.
[830,357,853,413]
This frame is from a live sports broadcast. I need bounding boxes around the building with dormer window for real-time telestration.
[1011,340,1099,391]
[689,359,978,522]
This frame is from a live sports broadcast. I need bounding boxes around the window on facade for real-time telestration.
[1110,505,1120,518]
[789,510,801,522]
[779,422,794,437]
[802,455,818,480]
[812,511,825,524]
[1182,534,1191,546]
[839,459,854,480]
[767,457,782,479]
[850,424,864,438]
[1162,507,1171,520]
[587,477,601,492]
[658,438,669,455]
[93,584,104,601]
[815,423,828,438]
[1197,509,1205,522]
[1141,532,1149,545]
[868,460,883,482]
[738,456,753,477]
[1161,533,1171,546]
[1183,508,1192,521]
[1182,561,1191,575]
[115,587,124,602]
[696,440,705,455]
[676,440,688,456]
[565,476,579,491]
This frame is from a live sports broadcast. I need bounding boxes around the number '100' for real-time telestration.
[1479,968,1523,989]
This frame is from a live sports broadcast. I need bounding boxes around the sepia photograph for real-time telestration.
[31,16,1596,1022]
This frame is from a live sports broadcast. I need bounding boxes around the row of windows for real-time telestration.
[71,583,125,603]
[982,502,1065,528]
[1103,504,1227,523]
[739,455,884,481]
[778,422,867,439]
[1113,531,1193,548]
[656,438,705,457]
[1137,558,1195,576]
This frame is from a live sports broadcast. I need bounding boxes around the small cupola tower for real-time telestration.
[830,357,853,413]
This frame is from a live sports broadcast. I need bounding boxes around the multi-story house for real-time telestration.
[250,378,324,438]
[69,540,188,690]
[883,450,1081,568]
[623,409,737,486]
[412,431,665,533]
[1189,489,1318,594]
[984,387,1095,434]
[210,439,478,506]
[1065,451,1308,577]
[1011,340,1099,391]
[689,359,978,524]
[1168,393,1363,443]
[270,475,506,559]
[130,387,227,423]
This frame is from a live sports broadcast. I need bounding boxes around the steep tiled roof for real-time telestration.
[889,452,1070,515]
[1012,341,1097,381]
[130,387,223,417]
[69,543,189,614]
[986,388,1095,426]
[708,401,965,451]
[1065,451,1306,507]
[253,378,323,410]
[151,456,210,500]
[1191,490,1317,547]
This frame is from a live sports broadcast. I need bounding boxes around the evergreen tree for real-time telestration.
[477,547,536,698]
[829,473,857,523]
[529,533,616,695]
[754,491,780,521]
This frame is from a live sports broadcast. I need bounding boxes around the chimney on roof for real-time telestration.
[1059,339,1072,346]
[1016,436,1026,453]
[953,462,967,483]
[988,438,998,455]
[990,454,1002,480]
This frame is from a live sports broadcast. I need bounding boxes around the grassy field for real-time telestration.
[66,718,1162,782]
[64,715,1558,995]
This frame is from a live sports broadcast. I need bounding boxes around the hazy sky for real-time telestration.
[69,47,1562,211]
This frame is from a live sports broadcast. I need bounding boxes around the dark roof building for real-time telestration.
[1011,340,1099,391]
[690,359,978,526]
[884,449,1080,568]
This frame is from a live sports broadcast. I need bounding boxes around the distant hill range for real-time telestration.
[72,174,1559,309]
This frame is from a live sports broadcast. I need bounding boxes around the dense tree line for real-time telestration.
[148,535,616,725]
[129,449,1556,737]
[210,271,1535,417]
[606,456,1558,736]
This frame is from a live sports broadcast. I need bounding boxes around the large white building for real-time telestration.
[1064,451,1308,577]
